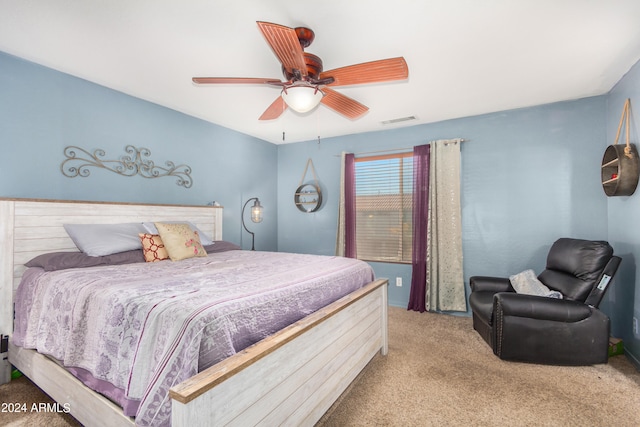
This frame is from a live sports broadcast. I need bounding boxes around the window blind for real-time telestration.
[355,152,413,263]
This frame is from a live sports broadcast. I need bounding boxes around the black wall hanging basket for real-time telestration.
[601,99,639,197]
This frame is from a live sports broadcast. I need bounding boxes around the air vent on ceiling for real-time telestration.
[380,115,417,125]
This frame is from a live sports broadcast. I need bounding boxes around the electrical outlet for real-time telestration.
[634,317,639,335]
[396,277,402,287]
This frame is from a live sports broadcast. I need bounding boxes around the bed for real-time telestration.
[0,198,388,426]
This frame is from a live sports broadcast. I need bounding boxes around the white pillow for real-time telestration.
[64,223,148,257]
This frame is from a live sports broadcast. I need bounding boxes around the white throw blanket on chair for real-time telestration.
[509,269,563,299]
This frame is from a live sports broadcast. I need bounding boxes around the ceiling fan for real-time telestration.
[192,21,409,121]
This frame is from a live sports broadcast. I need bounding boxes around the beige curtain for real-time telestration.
[335,151,347,256]
[426,139,466,312]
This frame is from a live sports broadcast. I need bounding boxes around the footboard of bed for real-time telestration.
[9,342,135,427]
[170,278,388,426]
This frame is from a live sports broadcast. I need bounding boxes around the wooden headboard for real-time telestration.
[0,198,223,339]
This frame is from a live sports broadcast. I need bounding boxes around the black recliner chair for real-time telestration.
[469,238,621,365]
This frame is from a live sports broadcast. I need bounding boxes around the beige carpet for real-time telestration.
[318,307,640,426]
[1,307,639,426]
[0,375,81,427]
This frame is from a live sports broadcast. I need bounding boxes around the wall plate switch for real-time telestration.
[396,277,402,287]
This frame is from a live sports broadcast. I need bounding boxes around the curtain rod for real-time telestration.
[335,138,467,157]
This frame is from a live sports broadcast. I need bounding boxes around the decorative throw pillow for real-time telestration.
[139,233,169,262]
[154,222,207,261]
[142,221,214,246]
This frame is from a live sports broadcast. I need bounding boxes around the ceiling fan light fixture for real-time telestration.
[281,86,324,113]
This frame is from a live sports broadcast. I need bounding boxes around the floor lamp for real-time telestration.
[241,197,263,250]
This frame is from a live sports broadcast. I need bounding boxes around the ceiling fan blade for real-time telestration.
[320,57,408,87]
[320,87,369,120]
[257,21,308,76]
[192,77,282,85]
[259,96,288,120]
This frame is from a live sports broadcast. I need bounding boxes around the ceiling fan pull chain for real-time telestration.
[317,107,321,144]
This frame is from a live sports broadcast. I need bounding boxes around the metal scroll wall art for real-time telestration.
[61,145,193,188]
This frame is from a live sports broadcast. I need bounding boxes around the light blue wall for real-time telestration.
[603,59,640,367]
[277,97,609,308]
[0,52,277,251]
[4,48,638,363]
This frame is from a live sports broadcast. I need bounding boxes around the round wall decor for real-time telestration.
[294,183,322,212]
[602,99,640,197]
[601,144,639,196]
[294,158,323,212]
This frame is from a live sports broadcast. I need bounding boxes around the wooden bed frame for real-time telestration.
[0,198,388,426]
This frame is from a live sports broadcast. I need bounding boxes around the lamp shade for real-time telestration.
[251,199,263,223]
[281,86,324,113]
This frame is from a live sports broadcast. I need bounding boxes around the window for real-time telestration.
[354,152,413,263]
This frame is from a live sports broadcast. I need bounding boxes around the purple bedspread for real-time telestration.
[12,250,374,426]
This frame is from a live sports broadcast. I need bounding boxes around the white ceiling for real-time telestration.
[2,0,640,144]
